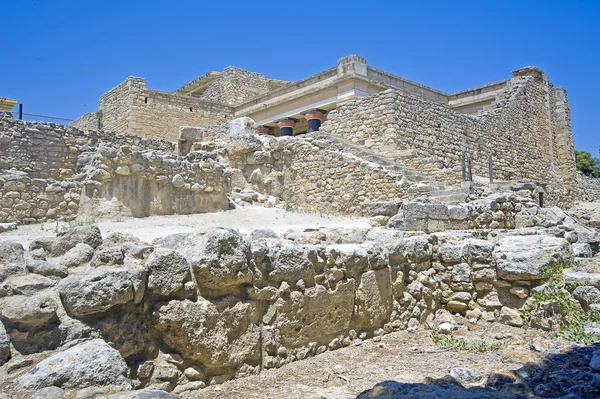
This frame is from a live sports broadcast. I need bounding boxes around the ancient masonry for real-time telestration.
[1,55,600,396]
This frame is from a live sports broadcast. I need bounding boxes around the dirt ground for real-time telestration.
[1,206,371,248]
[181,323,543,399]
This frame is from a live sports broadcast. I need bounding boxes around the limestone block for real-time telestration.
[354,268,393,329]
[273,279,355,348]
[494,235,571,281]
[153,296,261,370]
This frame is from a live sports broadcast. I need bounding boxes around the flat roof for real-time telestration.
[0,97,17,111]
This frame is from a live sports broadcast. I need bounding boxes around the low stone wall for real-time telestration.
[0,222,577,393]
[76,144,231,218]
[0,170,81,224]
[224,134,412,214]
[0,113,175,181]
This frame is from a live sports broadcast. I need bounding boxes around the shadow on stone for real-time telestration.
[357,343,600,398]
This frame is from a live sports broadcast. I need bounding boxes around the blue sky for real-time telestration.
[1,0,598,156]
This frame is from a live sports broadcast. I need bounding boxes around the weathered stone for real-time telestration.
[58,266,146,317]
[153,296,261,370]
[366,200,402,217]
[154,229,252,291]
[572,286,600,311]
[0,240,26,282]
[0,321,9,366]
[449,367,482,384]
[355,268,392,329]
[106,389,179,398]
[1,274,55,296]
[145,248,192,297]
[0,294,57,328]
[18,339,132,391]
[274,279,355,348]
[49,226,103,257]
[59,243,95,267]
[494,235,570,281]
[500,306,523,327]
[26,259,68,278]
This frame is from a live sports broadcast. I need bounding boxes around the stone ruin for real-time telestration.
[1,56,600,398]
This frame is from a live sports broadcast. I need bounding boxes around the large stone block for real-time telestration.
[494,235,571,281]
[153,296,261,370]
[154,229,252,292]
[273,279,355,348]
[354,268,393,330]
[58,266,146,317]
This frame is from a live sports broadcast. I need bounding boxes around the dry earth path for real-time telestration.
[1,206,370,248]
[181,324,540,399]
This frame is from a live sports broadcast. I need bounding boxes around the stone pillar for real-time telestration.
[277,119,295,137]
[302,109,324,133]
[254,126,271,135]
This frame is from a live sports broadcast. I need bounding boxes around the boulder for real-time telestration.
[18,339,132,391]
[0,321,9,366]
[155,229,252,291]
[265,243,317,284]
[49,225,103,257]
[573,286,600,310]
[31,386,65,399]
[366,200,402,217]
[58,266,146,317]
[226,117,255,137]
[250,228,279,240]
[90,246,125,267]
[0,274,55,296]
[494,235,570,281]
[58,243,95,267]
[144,248,192,297]
[0,294,58,329]
[0,240,26,282]
[153,296,261,370]
[572,243,593,258]
[356,380,523,399]
[26,258,68,278]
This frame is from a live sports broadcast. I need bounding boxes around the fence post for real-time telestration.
[461,151,466,182]
[488,154,493,183]
[467,155,473,182]
[18,104,23,120]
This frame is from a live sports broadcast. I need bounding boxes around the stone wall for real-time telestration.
[321,68,581,208]
[0,220,577,393]
[0,170,81,224]
[200,67,274,106]
[224,134,421,215]
[77,144,230,218]
[69,112,98,131]
[97,77,233,141]
[0,114,230,224]
[0,113,174,181]
[581,175,600,202]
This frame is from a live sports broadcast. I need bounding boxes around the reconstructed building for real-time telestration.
[70,55,582,207]
[74,55,537,140]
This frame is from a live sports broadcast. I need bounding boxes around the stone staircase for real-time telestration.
[309,133,467,204]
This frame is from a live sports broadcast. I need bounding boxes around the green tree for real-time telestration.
[575,150,600,177]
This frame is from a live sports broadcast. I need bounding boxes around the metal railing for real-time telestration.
[9,104,73,124]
